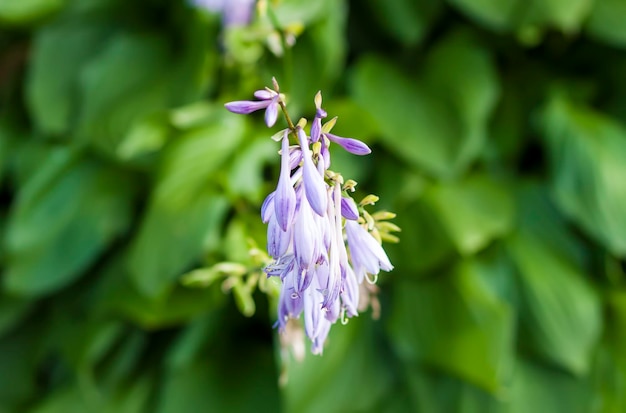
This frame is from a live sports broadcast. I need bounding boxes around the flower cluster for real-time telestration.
[225,79,395,354]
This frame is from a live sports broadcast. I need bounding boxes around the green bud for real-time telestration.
[232,280,256,317]
[360,194,379,206]
[371,210,396,220]
[314,91,323,109]
[321,116,338,133]
[377,221,401,233]
[343,179,357,192]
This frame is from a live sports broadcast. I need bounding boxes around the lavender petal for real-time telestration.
[340,197,359,220]
[293,196,320,269]
[345,220,393,275]
[261,191,275,223]
[265,99,279,127]
[341,265,359,316]
[274,134,297,231]
[298,128,327,217]
[254,89,274,100]
[267,214,291,259]
[225,99,271,115]
[326,133,371,155]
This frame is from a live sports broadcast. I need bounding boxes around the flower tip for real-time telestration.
[265,101,279,127]
[225,99,269,115]
[314,91,323,109]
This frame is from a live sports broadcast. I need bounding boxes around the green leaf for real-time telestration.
[0,294,33,336]
[446,0,517,30]
[26,17,111,135]
[390,196,454,275]
[388,259,515,393]
[507,360,591,413]
[127,114,245,298]
[350,31,498,178]
[307,0,347,86]
[524,0,592,33]
[587,0,626,47]
[157,344,279,413]
[425,175,514,255]
[421,31,500,173]
[404,366,504,413]
[272,0,332,26]
[227,135,277,203]
[365,0,443,45]
[77,32,171,151]
[4,149,136,296]
[166,313,223,369]
[126,192,229,299]
[116,113,171,161]
[56,320,124,371]
[507,230,602,375]
[447,0,592,33]
[0,325,40,409]
[0,0,67,25]
[283,318,394,413]
[591,292,626,412]
[99,259,227,329]
[350,57,446,176]
[29,378,153,413]
[540,91,626,256]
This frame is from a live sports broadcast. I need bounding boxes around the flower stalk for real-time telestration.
[225,78,399,354]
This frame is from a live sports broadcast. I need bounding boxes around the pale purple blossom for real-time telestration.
[225,89,280,127]
[225,82,393,354]
[192,0,256,27]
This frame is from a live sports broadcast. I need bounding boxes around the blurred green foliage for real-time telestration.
[1,0,625,411]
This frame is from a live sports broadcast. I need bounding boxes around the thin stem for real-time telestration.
[279,100,296,131]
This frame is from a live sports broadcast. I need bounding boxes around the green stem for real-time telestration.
[279,100,296,132]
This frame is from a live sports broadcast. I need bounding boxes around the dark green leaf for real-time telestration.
[0,0,67,25]
[540,91,626,256]
[507,231,602,375]
[350,31,498,178]
[587,0,626,47]
[388,259,515,393]
[127,114,245,298]
[26,17,111,135]
[365,0,443,45]
[507,360,591,413]
[425,174,514,255]
[4,150,136,296]
[283,317,393,413]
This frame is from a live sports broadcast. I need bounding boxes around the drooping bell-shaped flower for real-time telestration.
[226,81,396,355]
[225,89,281,127]
[297,128,327,217]
[345,219,394,280]
[274,131,297,231]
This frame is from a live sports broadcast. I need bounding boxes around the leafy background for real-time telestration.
[1,0,625,411]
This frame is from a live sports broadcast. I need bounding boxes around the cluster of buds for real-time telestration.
[225,79,396,354]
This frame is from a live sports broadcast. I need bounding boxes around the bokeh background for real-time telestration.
[1,0,626,412]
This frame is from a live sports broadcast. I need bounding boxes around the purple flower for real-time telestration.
[261,191,275,223]
[345,220,393,280]
[297,128,327,216]
[192,0,256,27]
[292,193,321,270]
[274,131,296,231]
[341,197,359,220]
[311,108,327,143]
[267,214,291,259]
[225,89,280,127]
[326,133,371,155]
[227,83,395,355]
